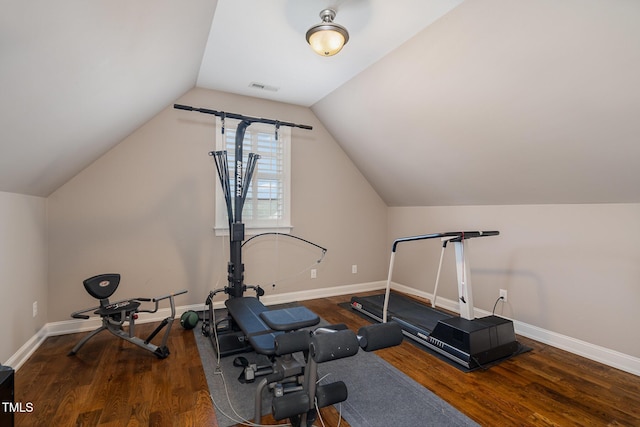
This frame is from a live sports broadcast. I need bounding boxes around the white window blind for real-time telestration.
[214,118,292,235]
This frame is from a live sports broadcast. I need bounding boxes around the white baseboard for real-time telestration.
[510,320,640,377]
[8,281,639,377]
[4,327,49,372]
[257,281,386,307]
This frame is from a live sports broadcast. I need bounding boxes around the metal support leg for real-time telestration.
[68,325,107,355]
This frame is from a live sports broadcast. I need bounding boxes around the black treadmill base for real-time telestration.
[349,293,526,371]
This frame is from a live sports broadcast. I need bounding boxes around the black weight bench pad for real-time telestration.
[95,300,140,317]
[260,306,319,331]
[225,297,319,355]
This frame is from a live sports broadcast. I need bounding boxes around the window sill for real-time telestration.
[213,225,293,237]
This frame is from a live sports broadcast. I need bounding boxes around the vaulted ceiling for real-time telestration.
[2,0,639,206]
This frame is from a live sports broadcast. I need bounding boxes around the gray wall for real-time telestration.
[0,192,48,364]
[388,204,640,358]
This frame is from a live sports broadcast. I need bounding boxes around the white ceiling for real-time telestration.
[197,0,463,106]
[2,0,640,206]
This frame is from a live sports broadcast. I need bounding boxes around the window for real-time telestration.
[214,118,292,235]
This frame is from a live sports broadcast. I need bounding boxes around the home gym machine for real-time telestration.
[351,231,520,370]
[175,105,404,426]
[173,104,320,356]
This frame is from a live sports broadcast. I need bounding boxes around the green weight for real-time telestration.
[180,310,199,330]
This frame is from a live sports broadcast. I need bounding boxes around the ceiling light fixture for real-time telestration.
[305,9,349,57]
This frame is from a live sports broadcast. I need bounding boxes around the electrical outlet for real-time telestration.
[311,269,317,279]
[33,301,38,317]
[352,264,358,274]
[499,289,508,302]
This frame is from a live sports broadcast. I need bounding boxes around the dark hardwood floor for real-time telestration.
[14,322,217,427]
[13,292,640,426]
[303,293,640,427]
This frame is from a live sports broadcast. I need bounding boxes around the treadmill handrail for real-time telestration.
[383,230,499,323]
[391,231,499,252]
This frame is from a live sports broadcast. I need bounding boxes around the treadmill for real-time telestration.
[350,231,519,370]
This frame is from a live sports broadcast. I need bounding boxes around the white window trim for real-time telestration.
[213,117,292,236]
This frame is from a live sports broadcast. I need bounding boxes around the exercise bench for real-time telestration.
[68,273,187,359]
[226,297,319,354]
[223,297,320,381]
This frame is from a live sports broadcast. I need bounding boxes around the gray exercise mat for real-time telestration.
[194,316,479,427]
[316,348,478,427]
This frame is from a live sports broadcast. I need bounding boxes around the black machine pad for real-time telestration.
[225,297,319,356]
[226,297,271,335]
[94,300,140,317]
[83,273,121,300]
[260,306,319,331]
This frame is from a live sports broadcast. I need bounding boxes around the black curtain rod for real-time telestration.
[174,104,313,130]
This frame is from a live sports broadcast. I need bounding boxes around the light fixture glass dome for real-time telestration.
[306,9,349,57]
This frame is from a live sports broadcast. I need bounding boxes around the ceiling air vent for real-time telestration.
[249,82,279,92]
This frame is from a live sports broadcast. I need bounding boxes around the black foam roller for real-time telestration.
[310,330,359,363]
[274,330,310,355]
[315,381,348,408]
[272,391,310,421]
[358,322,403,352]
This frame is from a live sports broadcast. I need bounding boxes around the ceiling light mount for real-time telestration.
[306,8,349,57]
